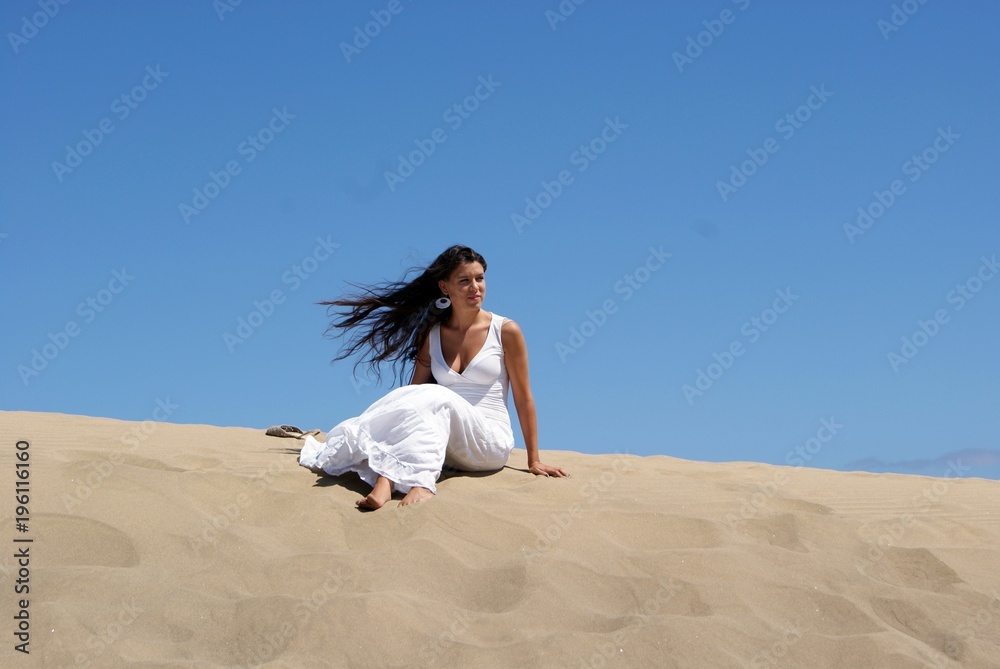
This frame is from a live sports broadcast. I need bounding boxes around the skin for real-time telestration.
[356,260,569,510]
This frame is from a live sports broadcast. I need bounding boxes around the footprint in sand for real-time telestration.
[460,563,529,613]
[870,546,964,592]
[741,513,809,553]
[113,453,187,472]
[33,513,140,567]
[654,579,712,617]
[871,597,965,661]
[767,497,835,516]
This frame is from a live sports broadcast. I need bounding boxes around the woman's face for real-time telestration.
[441,261,485,309]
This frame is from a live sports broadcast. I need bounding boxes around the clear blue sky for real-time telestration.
[3,1,998,479]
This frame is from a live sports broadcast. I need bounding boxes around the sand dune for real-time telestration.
[1,410,998,668]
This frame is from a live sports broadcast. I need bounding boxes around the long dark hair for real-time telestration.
[321,245,487,384]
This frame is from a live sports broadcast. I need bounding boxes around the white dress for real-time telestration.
[298,312,515,494]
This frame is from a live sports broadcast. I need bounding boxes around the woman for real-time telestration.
[299,245,569,509]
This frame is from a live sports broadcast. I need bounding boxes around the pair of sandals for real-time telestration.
[264,424,321,439]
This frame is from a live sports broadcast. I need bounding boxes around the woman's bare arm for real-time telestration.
[410,334,433,385]
[502,320,569,477]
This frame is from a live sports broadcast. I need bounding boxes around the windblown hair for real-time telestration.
[321,245,487,385]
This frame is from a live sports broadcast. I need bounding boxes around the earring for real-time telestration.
[434,296,451,310]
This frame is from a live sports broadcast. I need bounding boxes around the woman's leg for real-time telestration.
[399,487,434,506]
[356,475,393,510]
[324,386,496,509]
[356,476,434,509]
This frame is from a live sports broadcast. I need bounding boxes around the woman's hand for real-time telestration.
[529,462,570,478]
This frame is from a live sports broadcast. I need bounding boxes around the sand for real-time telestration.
[1,409,998,668]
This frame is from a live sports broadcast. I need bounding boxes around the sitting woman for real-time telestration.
[298,244,569,509]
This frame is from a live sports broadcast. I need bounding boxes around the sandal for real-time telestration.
[265,424,321,438]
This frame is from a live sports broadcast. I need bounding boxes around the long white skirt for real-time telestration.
[298,384,514,494]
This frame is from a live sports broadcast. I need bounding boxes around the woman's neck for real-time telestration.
[447,307,483,331]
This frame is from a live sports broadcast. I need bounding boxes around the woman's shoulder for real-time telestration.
[497,315,527,349]
[491,312,516,330]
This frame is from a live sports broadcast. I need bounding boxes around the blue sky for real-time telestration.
[3,1,998,479]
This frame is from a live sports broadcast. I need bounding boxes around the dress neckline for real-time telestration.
[437,311,494,377]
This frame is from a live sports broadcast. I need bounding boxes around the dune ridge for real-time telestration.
[1,410,998,668]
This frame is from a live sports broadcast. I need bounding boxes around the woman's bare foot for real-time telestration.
[399,487,434,507]
[356,476,392,510]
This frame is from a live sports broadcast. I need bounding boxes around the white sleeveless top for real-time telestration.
[429,312,512,434]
